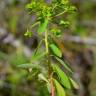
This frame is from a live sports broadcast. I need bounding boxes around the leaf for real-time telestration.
[53,65,71,89]
[33,40,43,55]
[38,74,51,93]
[30,40,45,62]
[47,83,51,94]
[55,56,73,73]
[50,43,62,58]
[38,19,48,34]
[53,79,66,96]
[69,78,79,89]
[31,52,46,62]
[27,70,39,80]
[38,73,49,83]
[18,63,39,69]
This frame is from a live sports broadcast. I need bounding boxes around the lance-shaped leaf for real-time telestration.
[30,40,46,62]
[31,52,46,62]
[38,74,51,94]
[69,78,79,89]
[53,65,71,89]
[38,19,48,34]
[50,43,62,58]
[53,78,66,96]
[55,56,73,73]
[17,63,39,69]
[47,82,51,94]
[38,73,49,83]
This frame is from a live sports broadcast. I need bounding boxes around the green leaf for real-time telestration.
[46,83,51,94]
[30,40,46,62]
[18,63,39,69]
[31,52,46,62]
[53,65,71,89]
[38,19,48,34]
[38,74,51,93]
[50,43,62,58]
[53,78,66,96]
[55,56,73,73]
[33,40,43,55]
[69,78,79,89]
[38,73,49,83]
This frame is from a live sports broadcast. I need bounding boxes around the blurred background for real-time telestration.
[0,0,96,96]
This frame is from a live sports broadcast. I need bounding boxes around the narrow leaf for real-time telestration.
[47,83,51,94]
[54,65,71,89]
[32,52,46,62]
[50,43,62,58]
[38,19,48,34]
[18,63,39,69]
[53,79,66,96]
[38,74,51,94]
[69,78,79,89]
[31,40,45,62]
[38,73,49,83]
[55,56,73,73]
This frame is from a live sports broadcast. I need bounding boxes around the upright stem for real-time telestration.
[45,30,52,77]
[45,30,48,54]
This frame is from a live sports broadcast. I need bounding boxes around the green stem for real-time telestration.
[31,21,40,28]
[45,30,52,77]
[52,11,66,18]
[45,30,49,54]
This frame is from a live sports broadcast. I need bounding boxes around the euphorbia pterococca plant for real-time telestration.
[19,0,79,96]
